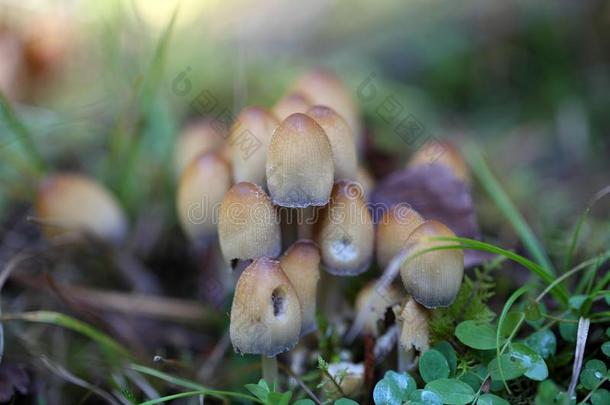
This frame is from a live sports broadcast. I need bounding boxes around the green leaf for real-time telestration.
[460,372,484,391]
[511,343,548,381]
[245,381,269,401]
[294,400,315,405]
[592,388,610,405]
[425,379,475,405]
[580,359,608,390]
[524,302,542,322]
[419,350,450,383]
[373,370,416,405]
[477,393,510,405]
[433,341,458,375]
[335,399,359,405]
[455,321,502,350]
[499,312,524,338]
[267,391,292,405]
[605,294,610,306]
[409,389,442,405]
[524,329,557,359]
[559,314,578,343]
[568,295,588,311]
[602,342,610,357]
[488,354,526,381]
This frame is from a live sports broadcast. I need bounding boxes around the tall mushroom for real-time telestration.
[272,92,312,121]
[218,182,281,267]
[266,113,334,208]
[177,153,231,243]
[408,140,470,184]
[230,257,302,384]
[36,173,127,242]
[174,119,226,177]
[399,220,464,308]
[314,181,374,276]
[229,106,278,187]
[279,239,321,335]
[376,205,424,268]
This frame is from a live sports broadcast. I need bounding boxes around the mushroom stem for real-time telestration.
[397,347,414,373]
[262,355,278,386]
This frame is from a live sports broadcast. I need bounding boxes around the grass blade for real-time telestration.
[464,145,555,275]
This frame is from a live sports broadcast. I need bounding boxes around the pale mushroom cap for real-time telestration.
[230,106,279,187]
[177,153,231,242]
[354,281,401,337]
[218,182,281,263]
[307,105,357,181]
[292,69,361,142]
[395,297,430,352]
[230,257,302,356]
[279,240,321,336]
[323,362,364,398]
[266,113,334,208]
[314,181,374,276]
[376,205,425,268]
[409,141,470,183]
[174,119,226,176]
[356,166,374,200]
[399,220,464,308]
[272,92,312,121]
[36,173,127,242]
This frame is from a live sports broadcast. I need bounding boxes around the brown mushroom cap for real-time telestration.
[229,106,279,187]
[314,181,374,276]
[399,220,464,308]
[218,182,281,264]
[279,240,321,335]
[266,113,334,208]
[376,205,425,268]
[230,257,302,356]
[292,69,361,143]
[174,119,226,176]
[36,173,127,242]
[177,153,231,242]
[307,105,357,181]
[354,281,401,337]
[272,92,312,121]
[408,141,470,183]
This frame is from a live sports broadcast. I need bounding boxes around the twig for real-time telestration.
[278,362,322,405]
[568,317,590,398]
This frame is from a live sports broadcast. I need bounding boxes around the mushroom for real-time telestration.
[174,119,226,176]
[229,106,279,187]
[272,92,312,121]
[266,113,334,208]
[408,140,470,183]
[394,297,430,372]
[376,205,425,268]
[356,166,375,201]
[279,239,321,336]
[36,173,127,242]
[314,181,374,276]
[218,182,281,266]
[354,281,401,337]
[292,69,361,148]
[399,220,464,308]
[177,153,231,243]
[307,105,357,181]
[230,257,302,384]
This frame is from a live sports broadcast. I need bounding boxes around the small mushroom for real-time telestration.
[272,92,312,121]
[177,153,231,243]
[408,140,470,183]
[376,205,425,268]
[292,69,361,147]
[230,257,302,382]
[266,113,334,208]
[229,106,279,187]
[279,239,321,336]
[307,105,357,181]
[36,173,127,242]
[394,297,430,372]
[356,166,375,200]
[314,181,374,276]
[399,220,464,308]
[218,182,281,265]
[174,119,226,176]
[354,281,401,337]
